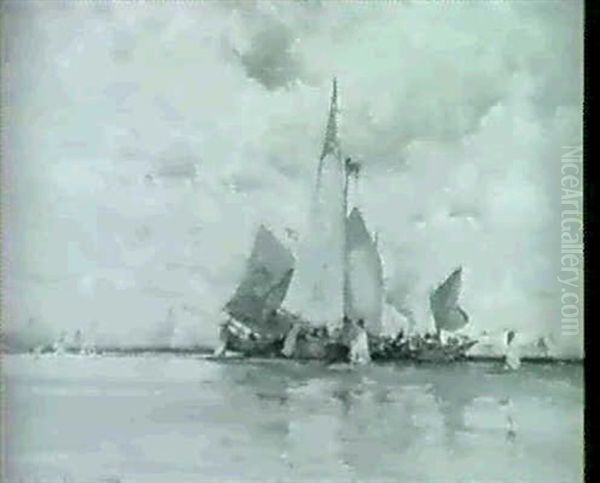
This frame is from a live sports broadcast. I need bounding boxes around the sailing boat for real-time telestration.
[217,80,477,362]
[408,267,478,361]
[219,225,299,356]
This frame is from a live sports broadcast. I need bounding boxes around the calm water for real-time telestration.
[3,354,583,482]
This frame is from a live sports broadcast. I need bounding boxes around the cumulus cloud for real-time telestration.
[1,0,583,355]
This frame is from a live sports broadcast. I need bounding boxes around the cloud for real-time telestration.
[237,20,305,90]
[1,0,583,356]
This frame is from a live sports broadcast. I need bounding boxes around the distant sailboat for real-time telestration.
[68,329,84,353]
[52,331,67,355]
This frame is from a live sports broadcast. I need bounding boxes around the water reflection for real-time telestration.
[5,356,583,482]
[198,359,584,480]
[325,367,422,480]
[207,361,300,478]
[429,364,526,449]
[428,366,477,446]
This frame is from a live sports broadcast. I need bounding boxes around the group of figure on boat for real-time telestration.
[214,257,478,364]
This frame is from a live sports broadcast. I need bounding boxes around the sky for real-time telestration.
[1,0,583,356]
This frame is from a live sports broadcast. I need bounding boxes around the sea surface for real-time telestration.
[2,354,583,482]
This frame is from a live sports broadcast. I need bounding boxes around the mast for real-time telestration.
[317,78,350,320]
[285,79,347,325]
[343,157,350,318]
[317,78,341,192]
[323,77,360,320]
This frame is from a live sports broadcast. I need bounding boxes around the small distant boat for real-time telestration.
[51,331,67,356]
[217,80,477,363]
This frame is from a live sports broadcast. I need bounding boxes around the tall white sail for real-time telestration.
[346,208,384,335]
[224,225,295,336]
[284,79,345,327]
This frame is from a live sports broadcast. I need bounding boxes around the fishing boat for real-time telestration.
[217,79,477,362]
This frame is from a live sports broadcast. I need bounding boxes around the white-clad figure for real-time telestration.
[504,330,521,371]
[536,335,551,358]
[52,331,67,356]
[349,319,371,365]
[282,323,303,358]
[213,321,230,357]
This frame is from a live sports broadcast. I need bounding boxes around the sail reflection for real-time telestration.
[428,367,476,446]
[328,368,423,480]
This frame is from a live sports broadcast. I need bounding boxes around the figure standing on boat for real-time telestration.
[349,319,371,364]
[504,330,521,370]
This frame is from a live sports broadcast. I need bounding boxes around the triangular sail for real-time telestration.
[429,267,469,333]
[346,208,384,335]
[284,161,345,326]
[261,268,294,320]
[224,225,295,334]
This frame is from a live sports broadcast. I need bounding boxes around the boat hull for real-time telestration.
[221,323,477,363]
[411,340,478,362]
